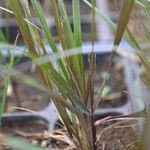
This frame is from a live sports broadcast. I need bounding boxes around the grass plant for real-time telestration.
[1,0,150,149]
[7,0,97,148]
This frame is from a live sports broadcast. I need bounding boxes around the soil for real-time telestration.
[96,120,141,150]
[0,120,141,150]
[0,123,49,150]
[1,60,50,112]
[1,54,127,112]
[85,54,127,108]
[0,54,136,149]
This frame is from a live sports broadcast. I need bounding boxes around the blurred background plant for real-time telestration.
[97,0,150,149]
[5,0,99,149]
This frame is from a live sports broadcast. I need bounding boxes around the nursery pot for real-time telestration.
[1,42,145,131]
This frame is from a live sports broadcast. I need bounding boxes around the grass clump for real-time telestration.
[2,0,147,149]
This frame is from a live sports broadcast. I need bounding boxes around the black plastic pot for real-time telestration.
[1,43,145,130]
[0,23,24,44]
[0,21,40,45]
[50,21,92,41]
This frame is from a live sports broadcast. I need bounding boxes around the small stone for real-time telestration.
[117,139,121,143]
[41,140,48,147]
[31,140,38,145]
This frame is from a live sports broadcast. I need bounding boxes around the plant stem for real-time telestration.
[12,79,21,107]
[89,53,96,150]
[90,113,97,150]
[90,0,97,149]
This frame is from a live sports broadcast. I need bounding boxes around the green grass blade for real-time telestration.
[135,0,145,7]
[0,77,10,122]
[8,0,50,90]
[85,0,96,105]
[0,35,14,122]
[72,0,82,47]
[0,61,88,125]
[8,0,37,55]
[49,0,67,49]
[83,0,143,55]
[72,0,84,81]
[27,51,89,115]
[58,0,85,97]
[0,31,6,42]
[46,69,90,115]
[0,22,7,61]
[31,0,58,53]
[52,101,78,139]
[82,0,117,30]
[48,90,83,117]
[20,0,47,55]
[31,0,69,81]
[113,0,135,46]
[57,0,75,49]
